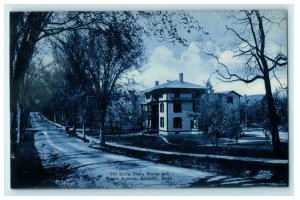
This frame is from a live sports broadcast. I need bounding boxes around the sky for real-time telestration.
[38,10,288,96]
[129,10,288,96]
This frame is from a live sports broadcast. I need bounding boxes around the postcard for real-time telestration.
[9,9,288,189]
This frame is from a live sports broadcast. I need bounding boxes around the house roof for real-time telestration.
[143,80,207,93]
[214,90,242,97]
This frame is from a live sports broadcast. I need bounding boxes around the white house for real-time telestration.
[141,73,207,134]
[141,73,241,135]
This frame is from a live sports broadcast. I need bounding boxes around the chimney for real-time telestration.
[179,73,183,82]
[155,81,159,86]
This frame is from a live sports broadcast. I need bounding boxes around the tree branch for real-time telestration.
[204,52,264,83]
[272,69,287,89]
[267,54,288,71]
[226,26,255,49]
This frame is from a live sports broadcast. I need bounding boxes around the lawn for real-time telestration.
[103,129,288,159]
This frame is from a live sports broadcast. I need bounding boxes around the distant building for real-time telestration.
[214,91,242,109]
[141,73,241,135]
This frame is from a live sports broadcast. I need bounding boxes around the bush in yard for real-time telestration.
[222,106,242,146]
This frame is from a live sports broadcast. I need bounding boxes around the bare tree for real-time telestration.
[204,10,287,155]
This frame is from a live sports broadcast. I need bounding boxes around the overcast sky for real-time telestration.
[129,10,288,96]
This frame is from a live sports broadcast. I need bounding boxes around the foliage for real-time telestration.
[10,11,208,148]
[194,94,241,147]
[48,12,146,144]
[273,87,288,128]
[239,88,288,130]
[107,89,142,135]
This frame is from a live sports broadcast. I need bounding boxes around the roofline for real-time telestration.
[143,80,208,93]
[143,87,208,94]
[215,90,242,97]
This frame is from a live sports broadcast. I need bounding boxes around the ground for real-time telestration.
[11,112,288,188]
[103,129,288,159]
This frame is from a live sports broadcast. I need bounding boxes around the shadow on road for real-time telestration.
[11,130,56,188]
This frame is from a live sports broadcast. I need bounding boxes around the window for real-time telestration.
[146,94,150,99]
[227,96,233,104]
[173,103,181,113]
[174,92,180,98]
[160,103,164,112]
[153,95,159,101]
[160,117,164,128]
[173,117,182,128]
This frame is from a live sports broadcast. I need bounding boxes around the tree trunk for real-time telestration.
[256,9,281,156]
[82,109,86,140]
[99,102,108,146]
[99,119,106,146]
[16,103,22,144]
[10,12,51,150]
[10,109,17,156]
[263,74,281,155]
[83,122,86,140]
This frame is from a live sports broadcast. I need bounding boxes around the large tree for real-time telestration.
[91,20,144,145]
[10,10,205,149]
[10,11,101,150]
[204,10,287,155]
[53,12,145,145]
[10,12,52,150]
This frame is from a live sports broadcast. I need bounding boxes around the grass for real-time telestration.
[80,127,288,159]
[105,133,288,159]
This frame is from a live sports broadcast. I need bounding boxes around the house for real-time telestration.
[214,91,242,109]
[141,73,241,135]
[141,73,207,134]
[141,73,241,134]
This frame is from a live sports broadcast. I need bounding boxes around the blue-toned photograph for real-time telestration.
[9,10,288,189]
